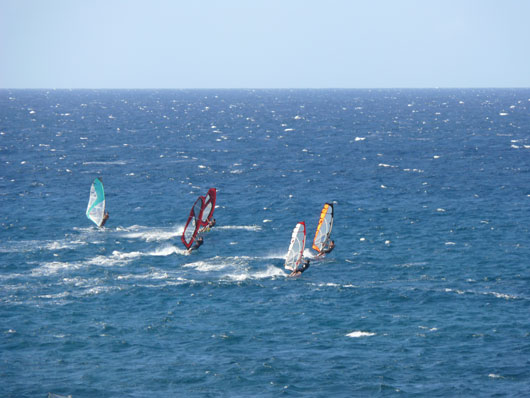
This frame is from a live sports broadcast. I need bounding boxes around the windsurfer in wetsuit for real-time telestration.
[208,218,216,229]
[289,259,310,277]
[100,211,109,227]
[188,236,204,253]
[317,240,335,257]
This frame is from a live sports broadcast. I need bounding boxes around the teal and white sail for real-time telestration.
[86,178,105,227]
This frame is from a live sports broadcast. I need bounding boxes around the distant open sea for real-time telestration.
[1,89,529,397]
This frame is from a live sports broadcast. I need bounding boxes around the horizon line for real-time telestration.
[1,87,530,90]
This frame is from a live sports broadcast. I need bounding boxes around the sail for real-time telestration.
[312,203,334,252]
[86,178,105,227]
[284,222,306,271]
[200,188,217,226]
[181,196,205,249]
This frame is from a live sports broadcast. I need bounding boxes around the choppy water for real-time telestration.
[1,89,529,397]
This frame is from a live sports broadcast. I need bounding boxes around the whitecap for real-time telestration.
[82,161,128,165]
[252,265,286,279]
[487,291,516,300]
[45,240,86,250]
[224,265,286,281]
[317,282,341,287]
[32,261,81,276]
[303,248,315,258]
[119,225,183,242]
[216,225,262,231]
[346,331,376,338]
[183,260,230,272]
[118,270,170,281]
[80,250,144,268]
[488,374,504,379]
[147,245,185,256]
[354,137,365,141]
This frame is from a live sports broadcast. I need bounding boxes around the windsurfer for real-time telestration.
[188,236,204,253]
[100,211,109,227]
[317,240,335,257]
[289,259,310,277]
[199,218,216,233]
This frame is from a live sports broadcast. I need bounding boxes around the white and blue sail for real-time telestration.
[86,178,105,227]
[285,222,306,271]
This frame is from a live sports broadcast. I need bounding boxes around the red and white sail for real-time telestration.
[181,196,205,249]
[199,188,217,227]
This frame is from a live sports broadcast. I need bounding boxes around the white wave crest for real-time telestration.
[216,225,262,231]
[82,161,127,165]
[32,261,82,276]
[223,265,286,281]
[346,331,376,338]
[119,225,184,242]
[0,239,87,253]
[303,248,316,259]
[183,260,230,272]
[147,245,187,256]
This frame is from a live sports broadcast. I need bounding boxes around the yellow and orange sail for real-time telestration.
[312,203,334,253]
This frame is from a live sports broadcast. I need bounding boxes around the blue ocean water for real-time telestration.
[0,89,529,397]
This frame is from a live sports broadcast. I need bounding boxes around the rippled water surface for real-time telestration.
[1,89,529,397]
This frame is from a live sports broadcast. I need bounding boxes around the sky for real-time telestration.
[1,0,529,88]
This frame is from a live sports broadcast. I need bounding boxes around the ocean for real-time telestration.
[0,89,529,397]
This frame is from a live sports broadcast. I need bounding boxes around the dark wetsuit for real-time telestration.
[189,239,203,252]
[290,261,310,277]
[320,245,334,255]
[99,213,109,227]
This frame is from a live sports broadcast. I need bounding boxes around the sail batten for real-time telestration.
[86,178,105,227]
[285,222,306,271]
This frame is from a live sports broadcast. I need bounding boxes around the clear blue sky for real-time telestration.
[1,0,529,88]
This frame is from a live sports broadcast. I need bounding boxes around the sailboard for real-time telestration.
[199,188,217,227]
[181,196,205,249]
[86,178,105,227]
[284,222,306,271]
[312,203,334,253]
